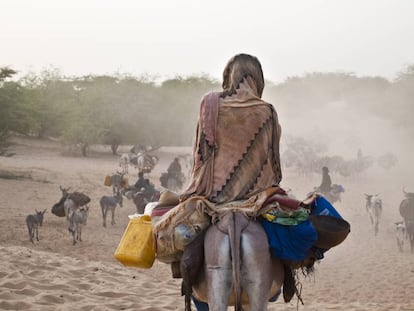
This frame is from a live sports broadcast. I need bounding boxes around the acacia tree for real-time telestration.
[158,75,220,145]
[0,67,30,156]
[19,69,77,138]
[0,67,28,132]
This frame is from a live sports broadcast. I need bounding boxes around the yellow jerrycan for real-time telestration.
[114,215,155,268]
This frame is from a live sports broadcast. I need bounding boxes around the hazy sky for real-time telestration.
[2,0,414,82]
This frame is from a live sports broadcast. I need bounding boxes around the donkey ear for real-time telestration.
[35,209,39,213]
[43,209,47,214]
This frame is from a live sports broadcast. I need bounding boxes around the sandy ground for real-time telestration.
[0,136,413,311]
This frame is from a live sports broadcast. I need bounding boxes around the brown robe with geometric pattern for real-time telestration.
[182,78,282,204]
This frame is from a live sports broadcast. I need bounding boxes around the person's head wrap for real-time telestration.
[222,53,264,98]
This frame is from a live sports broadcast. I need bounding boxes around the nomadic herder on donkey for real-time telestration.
[181,53,285,309]
[151,53,349,310]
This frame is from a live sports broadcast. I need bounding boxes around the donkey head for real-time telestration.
[35,209,47,226]
[59,186,71,197]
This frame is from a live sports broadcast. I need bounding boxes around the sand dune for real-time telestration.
[0,136,413,310]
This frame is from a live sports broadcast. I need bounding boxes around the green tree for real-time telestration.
[19,68,76,138]
[0,67,23,155]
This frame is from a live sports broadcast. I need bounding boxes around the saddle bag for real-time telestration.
[51,201,66,217]
[68,192,91,207]
[309,195,350,249]
[152,196,211,263]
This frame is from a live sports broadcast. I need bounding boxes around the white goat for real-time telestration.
[395,221,406,252]
[364,193,382,236]
[119,153,130,174]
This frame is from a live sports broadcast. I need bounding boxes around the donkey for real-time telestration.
[110,171,126,195]
[56,186,81,223]
[100,191,123,227]
[68,206,89,245]
[26,209,47,243]
[191,211,284,311]
[364,193,382,236]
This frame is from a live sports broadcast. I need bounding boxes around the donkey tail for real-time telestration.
[228,212,243,311]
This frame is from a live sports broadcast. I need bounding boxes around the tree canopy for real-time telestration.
[0,65,413,158]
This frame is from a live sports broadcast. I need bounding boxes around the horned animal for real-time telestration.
[57,186,78,222]
[395,221,406,252]
[68,206,89,245]
[100,191,123,227]
[133,152,158,173]
[26,209,46,243]
[110,171,126,194]
[364,193,382,236]
[400,188,414,252]
[119,153,130,174]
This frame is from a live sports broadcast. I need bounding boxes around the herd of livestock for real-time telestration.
[25,151,414,254]
[24,150,175,246]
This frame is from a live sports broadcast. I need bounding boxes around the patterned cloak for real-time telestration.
[182,78,282,204]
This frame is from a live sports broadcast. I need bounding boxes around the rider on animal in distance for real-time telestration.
[179,53,293,308]
[168,157,182,178]
[134,171,156,199]
[319,166,332,193]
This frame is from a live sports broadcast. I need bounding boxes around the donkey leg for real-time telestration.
[29,228,34,243]
[35,225,39,242]
[78,226,82,242]
[72,229,76,245]
[241,223,276,311]
[205,228,232,311]
[102,207,107,227]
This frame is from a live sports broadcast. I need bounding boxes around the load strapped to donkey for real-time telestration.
[52,187,91,217]
[115,186,350,308]
[151,187,350,266]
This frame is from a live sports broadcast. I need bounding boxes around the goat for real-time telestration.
[364,193,382,236]
[100,191,123,227]
[26,209,46,243]
[68,206,89,245]
[395,221,406,252]
[119,153,129,174]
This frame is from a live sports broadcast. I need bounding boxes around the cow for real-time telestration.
[399,188,414,252]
